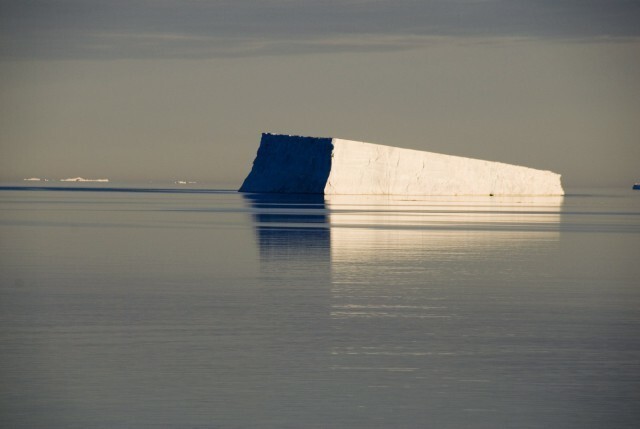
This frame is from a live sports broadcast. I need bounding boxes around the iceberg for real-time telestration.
[60,177,109,182]
[239,133,564,196]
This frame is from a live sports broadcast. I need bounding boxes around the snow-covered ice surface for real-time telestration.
[240,134,564,196]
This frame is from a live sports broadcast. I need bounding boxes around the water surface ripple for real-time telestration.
[1,186,638,428]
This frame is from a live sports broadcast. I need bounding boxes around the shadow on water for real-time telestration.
[242,193,331,265]
[243,192,328,224]
[239,193,335,418]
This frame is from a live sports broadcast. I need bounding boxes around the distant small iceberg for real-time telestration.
[23,177,48,182]
[60,177,109,183]
[174,180,197,185]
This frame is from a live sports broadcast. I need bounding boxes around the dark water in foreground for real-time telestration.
[1,185,639,428]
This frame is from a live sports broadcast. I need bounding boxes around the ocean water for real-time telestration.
[0,184,639,428]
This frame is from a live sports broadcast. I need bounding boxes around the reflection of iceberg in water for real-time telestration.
[244,192,563,281]
[326,195,564,261]
[327,200,568,401]
[323,194,566,392]
[244,192,563,300]
[326,194,564,231]
[243,193,566,415]
[243,193,330,268]
[241,193,333,410]
[326,194,563,320]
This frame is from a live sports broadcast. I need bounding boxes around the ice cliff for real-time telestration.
[239,133,564,196]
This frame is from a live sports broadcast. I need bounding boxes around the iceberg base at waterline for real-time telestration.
[239,133,564,196]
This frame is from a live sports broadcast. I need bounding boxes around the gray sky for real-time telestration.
[1,1,639,187]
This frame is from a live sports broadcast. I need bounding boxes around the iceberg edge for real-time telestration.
[239,133,564,196]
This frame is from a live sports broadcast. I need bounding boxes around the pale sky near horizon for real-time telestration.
[1,1,639,187]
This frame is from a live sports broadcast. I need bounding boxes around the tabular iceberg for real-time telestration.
[239,133,564,196]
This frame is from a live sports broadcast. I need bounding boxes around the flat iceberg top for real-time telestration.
[239,133,564,196]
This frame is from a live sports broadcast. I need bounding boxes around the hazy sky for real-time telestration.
[1,1,639,187]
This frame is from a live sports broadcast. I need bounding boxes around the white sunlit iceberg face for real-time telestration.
[325,138,564,196]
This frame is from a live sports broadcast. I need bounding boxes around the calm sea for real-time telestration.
[1,184,639,428]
